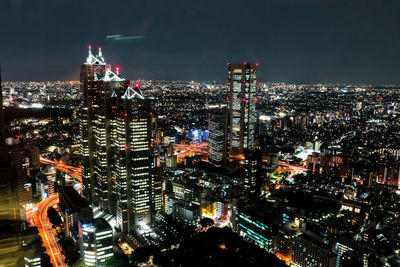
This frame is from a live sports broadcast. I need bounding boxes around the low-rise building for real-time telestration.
[292,233,337,267]
[59,186,93,242]
[79,218,113,267]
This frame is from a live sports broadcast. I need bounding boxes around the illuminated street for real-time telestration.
[175,142,208,161]
[32,195,66,267]
[40,156,82,182]
[2,2,400,265]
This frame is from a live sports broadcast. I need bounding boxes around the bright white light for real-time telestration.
[32,103,44,108]
[295,151,310,161]
[108,217,117,230]
[259,115,271,121]
[139,222,150,230]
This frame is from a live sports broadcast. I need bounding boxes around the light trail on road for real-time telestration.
[40,156,82,182]
[32,195,66,267]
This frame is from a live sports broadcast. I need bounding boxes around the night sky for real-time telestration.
[1,0,400,84]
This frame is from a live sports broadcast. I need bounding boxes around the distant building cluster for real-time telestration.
[2,47,400,267]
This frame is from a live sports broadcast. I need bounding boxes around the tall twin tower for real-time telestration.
[208,62,258,166]
[79,46,160,232]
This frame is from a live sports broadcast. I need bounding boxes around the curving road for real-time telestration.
[40,156,82,182]
[32,195,66,267]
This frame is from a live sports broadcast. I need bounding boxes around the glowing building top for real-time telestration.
[84,45,145,100]
[85,45,106,65]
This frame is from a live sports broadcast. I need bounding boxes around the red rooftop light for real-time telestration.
[124,113,128,117]
[88,45,92,49]
[99,46,102,50]
[226,97,230,101]
[256,63,259,67]
[135,83,140,88]
[242,98,246,102]
[105,66,111,70]
[244,62,247,65]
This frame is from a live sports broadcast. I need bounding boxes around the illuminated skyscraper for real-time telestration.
[110,95,154,231]
[208,108,228,166]
[244,148,262,195]
[79,46,157,232]
[80,46,128,213]
[227,63,258,158]
[80,45,109,206]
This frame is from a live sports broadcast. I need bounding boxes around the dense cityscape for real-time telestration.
[1,45,400,267]
[3,1,400,266]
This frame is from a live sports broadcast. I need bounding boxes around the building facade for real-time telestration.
[244,148,262,195]
[236,212,273,251]
[79,46,157,232]
[111,97,154,231]
[292,234,337,267]
[208,108,228,166]
[228,63,257,158]
[59,186,93,242]
[79,218,113,266]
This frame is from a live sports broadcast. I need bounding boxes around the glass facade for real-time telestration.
[79,47,159,233]
[79,218,113,266]
[228,63,257,158]
[208,108,228,166]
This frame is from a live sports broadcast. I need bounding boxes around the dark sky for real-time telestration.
[1,0,400,84]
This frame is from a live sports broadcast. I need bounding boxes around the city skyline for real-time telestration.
[2,0,400,83]
[2,1,400,266]
[2,52,400,265]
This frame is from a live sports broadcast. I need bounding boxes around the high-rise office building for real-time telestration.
[80,46,107,206]
[79,46,157,232]
[208,108,228,166]
[110,97,154,232]
[244,148,262,195]
[10,146,32,207]
[80,46,126,213]
[227,63,258,158]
